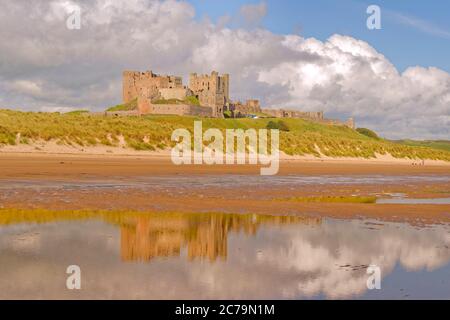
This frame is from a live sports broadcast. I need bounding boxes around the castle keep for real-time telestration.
[119,68,354,128]
[189,72,229,118]
[123,70,183,103]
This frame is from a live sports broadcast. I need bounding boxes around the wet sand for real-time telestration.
[1,187,449,225]
[0,153,449,225]
[1,153,450,299]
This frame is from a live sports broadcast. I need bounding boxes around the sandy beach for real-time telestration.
[0,151,449,178]
[1,151,449,225]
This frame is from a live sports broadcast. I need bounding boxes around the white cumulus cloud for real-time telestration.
[0,0,448,139]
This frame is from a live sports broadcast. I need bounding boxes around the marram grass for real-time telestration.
[0,109,449,161]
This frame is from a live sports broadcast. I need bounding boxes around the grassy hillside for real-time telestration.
[0,109,449,160]
[393,139,450,153]
[356,127,380,140]
[153,96,200,106]
[106,98,137,111]
[106,96,201,112]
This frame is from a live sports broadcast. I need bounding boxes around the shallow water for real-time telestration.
[0,211,449,299]
[377,197,450,204]
[1,174,449,191]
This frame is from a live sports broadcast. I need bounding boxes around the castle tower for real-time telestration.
[188,71,229,118]
[346,117,355,129]
[222,74,230,105]
[122,70,182,104]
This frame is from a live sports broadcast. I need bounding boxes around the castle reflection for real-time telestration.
[0,208,321,263]
[1,208,450,299]
[119,213,321,262]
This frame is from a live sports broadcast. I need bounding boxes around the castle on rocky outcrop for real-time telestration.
[119,68,354,128]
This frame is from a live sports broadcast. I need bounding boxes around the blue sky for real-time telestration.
[190,0,450,72]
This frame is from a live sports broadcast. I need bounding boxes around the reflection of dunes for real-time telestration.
[119,214,319,262]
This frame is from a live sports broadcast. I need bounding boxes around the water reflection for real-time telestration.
[2,174,449,191]
[0,209,449,299]
[119,213,318,262]
[377,197,450,204]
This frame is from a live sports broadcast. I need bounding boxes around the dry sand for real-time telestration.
[0,149,449,179]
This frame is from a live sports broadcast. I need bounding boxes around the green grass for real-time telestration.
[65,110,89,115]
[223,110,232,118]
[184,96,200,106]
[356,127,380,140]
[153,96,200,106]
[253,111,272,118]
[266,120,290,131]
[106,98,137,111]
[0,109,449,160]
[393,139,450,152]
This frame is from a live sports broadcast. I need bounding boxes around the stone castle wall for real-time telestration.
[137,96,213,117]
[189,71,229,118]
[123,70,183,104]
[229,99,261,116]
[158,87,191,101]
[262,109,324,120]
[262,108,354,128]
[320,117,355,129]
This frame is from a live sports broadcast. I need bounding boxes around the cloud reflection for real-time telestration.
[0,210,449,299]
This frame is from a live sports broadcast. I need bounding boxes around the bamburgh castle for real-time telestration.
[123,70,229,118]
[121,69,354,128]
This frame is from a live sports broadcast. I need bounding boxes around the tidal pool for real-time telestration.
[1,210,449,299]
[377,197,450,204]
[1,174,449,191]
